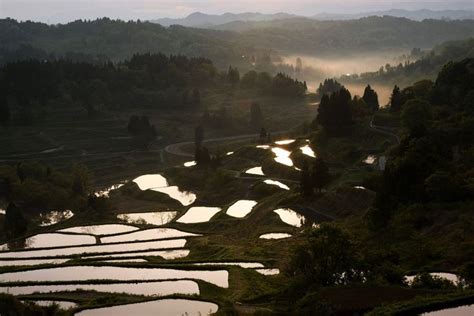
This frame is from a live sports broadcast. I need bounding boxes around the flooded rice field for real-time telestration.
[117,211,177,226]
[58,224,138,236]
[259,233,292,239]
[177,207,222,224]
[0,239,187,258]
[38,210,74,226]
[76,299,218,316]
[1,280,200,296]
[226,200,258,218]
[0,266,229,288]
[263,180,290,190]
[133,174,196,206]
[100,228,200,243]
[273,208,306,227]
[1,233,96,250]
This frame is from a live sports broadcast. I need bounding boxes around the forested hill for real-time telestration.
[340,38,474,86]
[2,17,474,66]
[213,16,474,55]
[0,18,246,67]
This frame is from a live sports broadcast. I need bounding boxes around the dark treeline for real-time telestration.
[0,53,216,124]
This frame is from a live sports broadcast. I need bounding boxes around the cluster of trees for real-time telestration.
[300,157,331,197]
[127,115,157,149]
[239,70,307,97]
[313,88,353,135]
[193,126,221,167]
[316,79,344,100]
[368,58,474,231]
[0,162,95,237]
[0,53,215,125]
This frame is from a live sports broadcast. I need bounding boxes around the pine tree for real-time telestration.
[390,85,403,112]
[363,85,379,112]
[300,160,313,197]
[312,158,330,194]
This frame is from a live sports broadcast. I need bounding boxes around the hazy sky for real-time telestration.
[1,0,472,24]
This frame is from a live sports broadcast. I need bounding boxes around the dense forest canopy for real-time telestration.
[1,16,474,67]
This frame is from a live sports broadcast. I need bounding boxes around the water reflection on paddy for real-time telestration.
[364,155,376,164]
[76,299,218,316]
[271,147,293,167]
[274,139,295,145]
[226,200,258,218]
[23,300,77,309]
[39,210,74,227]
[0,258,68,267]
[245,167,264,175]
[1,233,96,251]
[184,161,197,167]
[3,280,200,297]
[133,174,168,190]
[259,233,292,240]
[0,239,187,259]
[101,228,200,243]
[151,186,196,206]
[264,180,290,190]
[133,174,196,206]
[88,249,190,260]
[423,304,474,315]
[273,208,305,227]
[58,224,138,236]
[95,184,125,197]
[117,211,177,226]
[256,268,280,275]
[256,145,270,149]
[300,145,316,158]
[193,262,264,268]
[405,272,461,285]
[0,266,229,288]
[177,207,222,224]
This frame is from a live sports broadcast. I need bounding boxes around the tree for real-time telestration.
[72,164,91,196]
[4,203,27,237]
[241,71,258,88]
[311,157,330,193]
[0,94,10,126]
[250,102,264,130]
[314,88,353,135]
[227,66,240,86]
[288,225,365,286]
[316,79,344,100]
[390,85,403,112]
[401,99,432,133]
[362,85,379,112]
[127,115,157,149]
[300,160,313,197]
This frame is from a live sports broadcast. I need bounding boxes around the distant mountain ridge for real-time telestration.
[151,12,296,27]
[312,9,474,21]
[151,9,473,28]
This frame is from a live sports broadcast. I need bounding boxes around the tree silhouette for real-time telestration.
[389,85,403,112]
[312,157,330,194]
[363,85,379,112]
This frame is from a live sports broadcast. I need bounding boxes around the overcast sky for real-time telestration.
[1,0,472,24]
